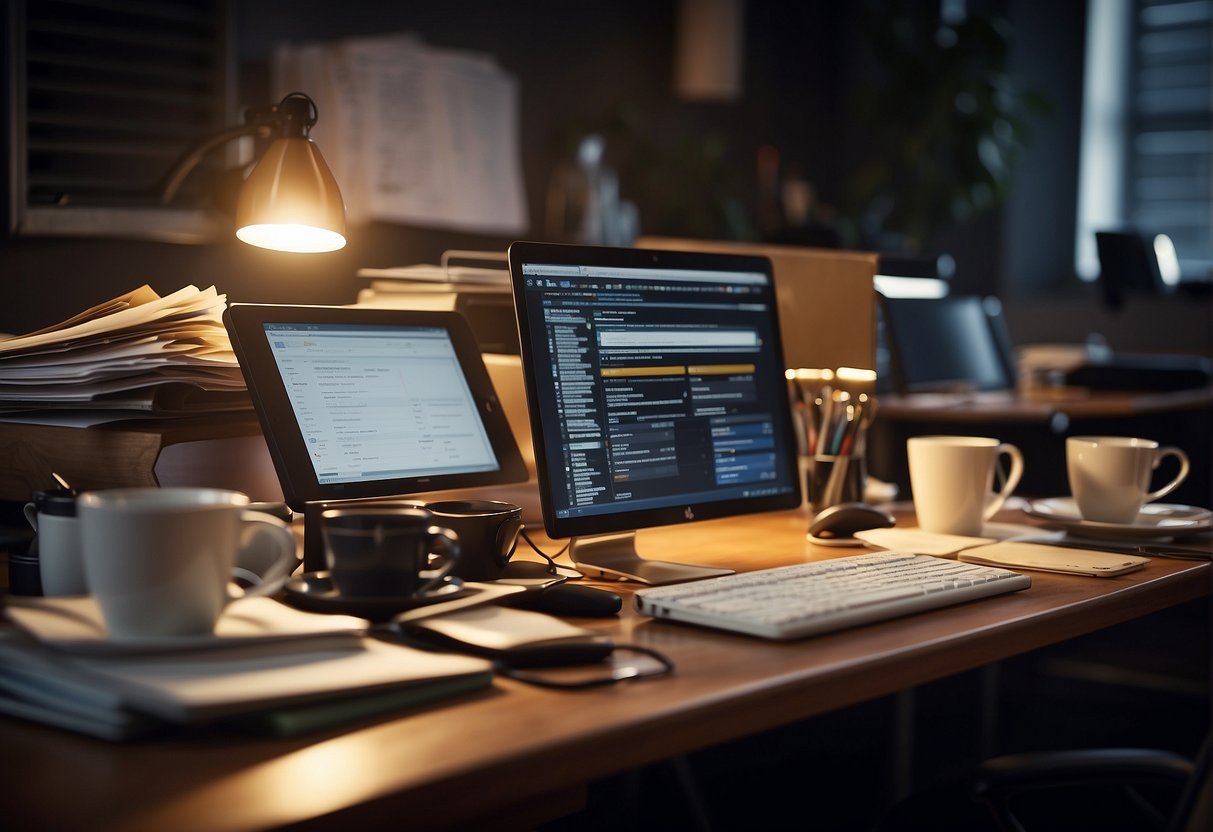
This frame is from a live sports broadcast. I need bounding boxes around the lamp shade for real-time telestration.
[235,136,346,253]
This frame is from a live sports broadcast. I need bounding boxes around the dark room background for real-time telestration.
[2,0,1210,358]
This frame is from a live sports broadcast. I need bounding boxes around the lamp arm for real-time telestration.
[158,122,275,206]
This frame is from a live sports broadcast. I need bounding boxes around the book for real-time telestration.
[0,597,495,739]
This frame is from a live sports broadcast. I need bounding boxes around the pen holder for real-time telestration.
[806,454,867,512]
[791,375,877,511]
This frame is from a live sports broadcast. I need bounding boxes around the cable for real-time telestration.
[519,527,570,574]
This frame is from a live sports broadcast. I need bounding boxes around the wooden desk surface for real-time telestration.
[1,508,1208,831]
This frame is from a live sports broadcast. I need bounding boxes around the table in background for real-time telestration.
[0,507,1208,831]
[870,386,1213,505]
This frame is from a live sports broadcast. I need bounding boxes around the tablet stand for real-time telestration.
[302,502,330,573]
[567,532,734,586]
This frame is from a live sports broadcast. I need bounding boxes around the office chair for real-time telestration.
[969,737,1210,832]
[877,736,1209,832]
[1094,229,1172,310]
[877,294,1018,395]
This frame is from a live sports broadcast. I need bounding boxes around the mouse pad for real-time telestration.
[855,528,994,556]
[855,524,1041,556]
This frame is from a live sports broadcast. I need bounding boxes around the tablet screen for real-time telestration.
[263,322,500,485]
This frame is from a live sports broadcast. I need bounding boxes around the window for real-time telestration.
[1076,0,1212,282]
[3,0,232,242]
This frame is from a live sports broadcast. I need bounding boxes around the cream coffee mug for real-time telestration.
[1066,436,1190,525]
[908,436,1025,536]
[78,487,297,639]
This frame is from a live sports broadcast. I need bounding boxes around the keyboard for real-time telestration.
[633,552,1031,640]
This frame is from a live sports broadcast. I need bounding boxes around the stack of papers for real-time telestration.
[0,596,493,740]
[0,284,251,417]
[355,263,512,310]
[354,250,511,312]
[358,263,510,291]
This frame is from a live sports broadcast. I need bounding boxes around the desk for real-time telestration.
[0,508,1208,831]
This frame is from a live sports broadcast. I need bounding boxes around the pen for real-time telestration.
[1021,537,1213,560]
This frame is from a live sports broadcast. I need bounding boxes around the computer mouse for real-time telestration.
[808,502,896,544]
[503,583,623,617]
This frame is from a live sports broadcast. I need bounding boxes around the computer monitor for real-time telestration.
[879,295,1018,394]
[508,241,803,584]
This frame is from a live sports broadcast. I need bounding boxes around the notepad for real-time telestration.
[958,542,1149,577]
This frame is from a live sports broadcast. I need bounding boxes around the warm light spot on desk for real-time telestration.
[130,738,385,829]
[248,741,380,820]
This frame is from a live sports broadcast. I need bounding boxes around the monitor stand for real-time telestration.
[568,532,734,586]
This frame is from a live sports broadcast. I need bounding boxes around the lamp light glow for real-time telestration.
[161,92,346,253]
[236,223,347,253]
[234,95,346,252]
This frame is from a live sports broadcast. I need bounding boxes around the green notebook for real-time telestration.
[233,670,495,737]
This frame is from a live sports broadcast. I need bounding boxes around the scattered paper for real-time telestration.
[0,284,250,417]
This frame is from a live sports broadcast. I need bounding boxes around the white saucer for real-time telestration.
[1025,497,1213,540]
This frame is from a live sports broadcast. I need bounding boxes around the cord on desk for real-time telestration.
[519,527,570,575]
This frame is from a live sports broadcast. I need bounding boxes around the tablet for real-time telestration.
[224,304,528,510]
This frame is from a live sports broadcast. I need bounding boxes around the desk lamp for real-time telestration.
[159,92,346,253]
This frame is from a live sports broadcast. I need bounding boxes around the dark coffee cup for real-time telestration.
[424,500,523,582]
[321,506,460,598]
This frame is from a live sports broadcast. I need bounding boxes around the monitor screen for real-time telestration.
[509,241,802,555]
[879,296,1017,394]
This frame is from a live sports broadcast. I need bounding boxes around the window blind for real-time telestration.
[7,0,231,240]
[1129,0,1212,278]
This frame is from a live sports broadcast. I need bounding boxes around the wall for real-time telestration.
[1,1,1208,359]
[2,0,798,333]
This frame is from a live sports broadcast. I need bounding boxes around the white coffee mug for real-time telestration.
[78,487,297,639]
[1066,436,1190,525]
[908,436,1025,536]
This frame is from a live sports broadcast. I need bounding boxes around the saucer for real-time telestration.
[282,573,470,621]
[1025,498,1213,540]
